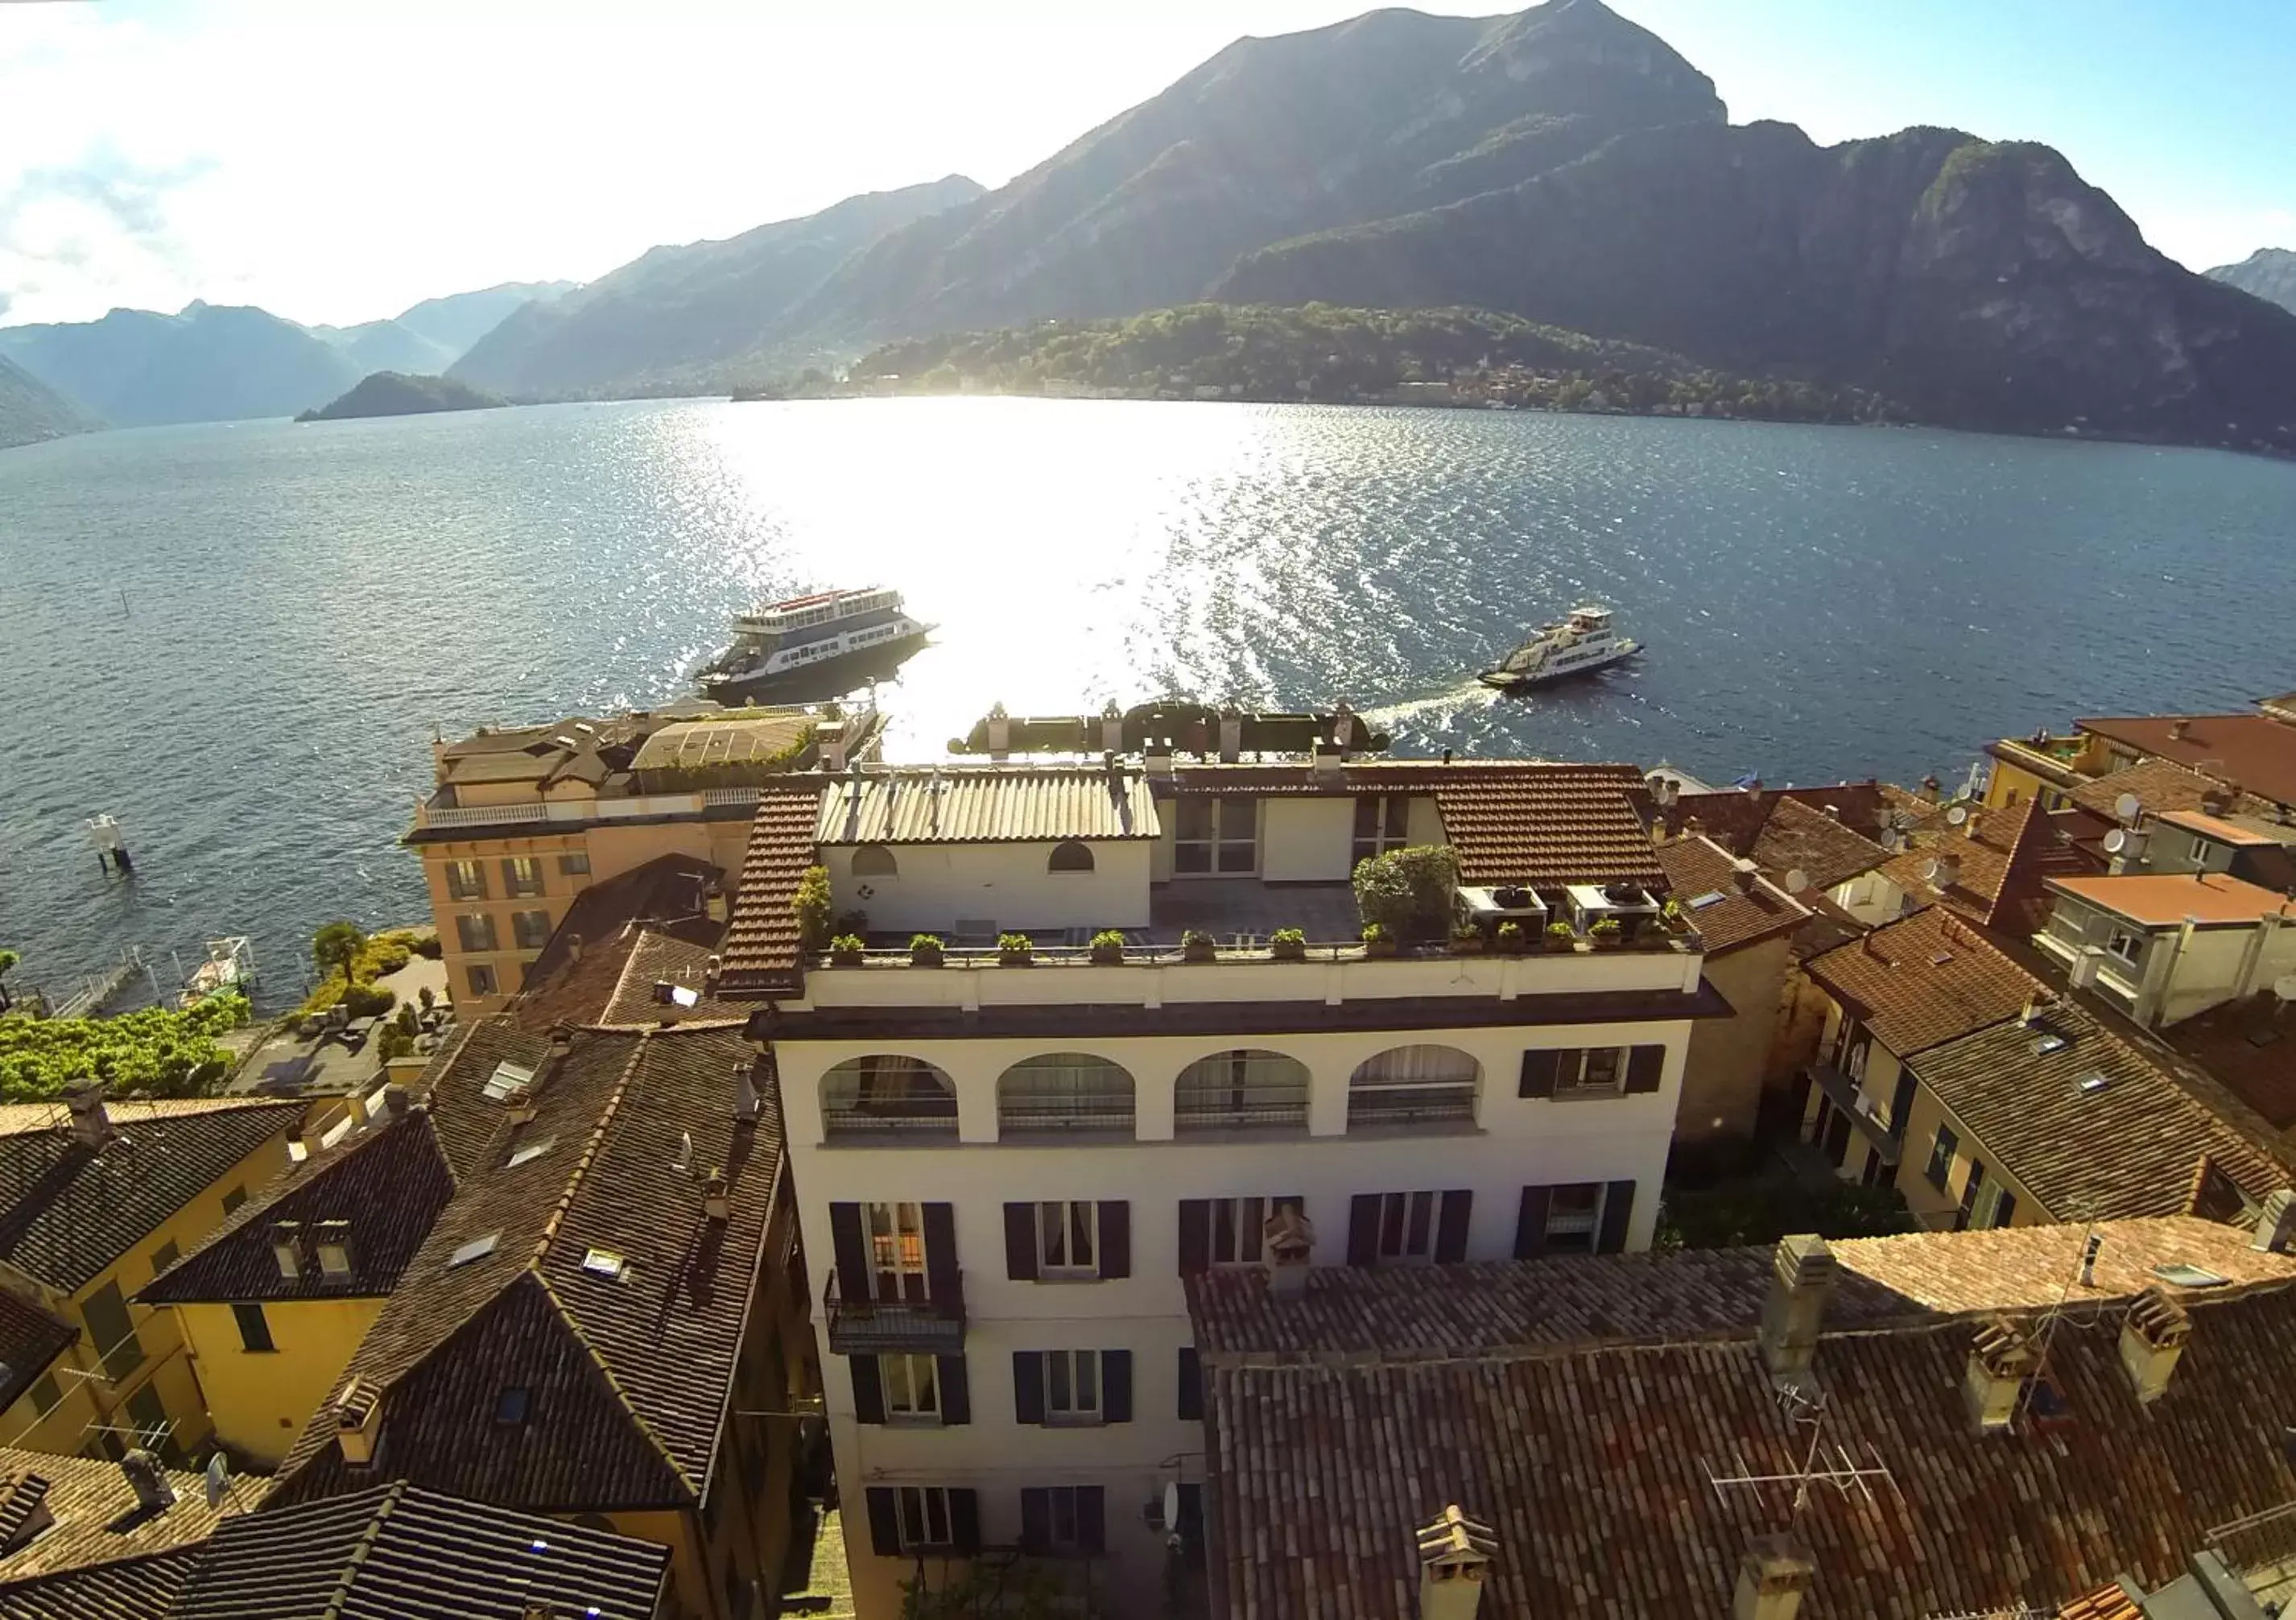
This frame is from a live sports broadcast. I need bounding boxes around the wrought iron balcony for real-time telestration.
[824,1269,967,1355]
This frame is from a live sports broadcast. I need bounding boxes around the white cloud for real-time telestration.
[2141,208,2296,275]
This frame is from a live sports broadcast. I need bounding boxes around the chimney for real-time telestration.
[1146,742,1174,779]
[1962,1316,2037,1433]
[1100,701,1125,756]
[61,1078,114,1151]
[2170,718,2192,741]
[566,933,584,965]
[1822,804,1840,821]
[705,953,723,995]
[335,1378,383,1465]
[817,717,848,775]
[704,884,729,925]
[1414,1505,1494,1620]
[1262,1206,1315,1298]
[986,700,1011,758]
[1732,858,1761,895]
[118,1449,176,1514]
[1683,814,1703,839]
[2118,1287,2191,1404]
[1926,854,1961,891]
[548,1024,574,1061]
[703,1169,732,1222]
[734,1062,762,1122]
[1757,1234,1836,1384]
[1312,742,1344,782]
[315,1219,355,1280]
[1731,1535,1815,1620]
[2079,1231,2103,1287]
[1218,705,1243,764]
[1919,774,1941,804]
[2252,1188,2296,1252]
[1330,700,1355,753]
[382,1083,410,1120]
[270,1221,308,1280]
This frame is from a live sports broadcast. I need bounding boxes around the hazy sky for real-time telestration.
[2,0,2289,329]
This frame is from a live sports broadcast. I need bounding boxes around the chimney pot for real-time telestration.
[1732,1535,1815,1620]
[2253,1188,2296,1253]
[62,1078,115,1151]
[1757,1234,1836,1383]
[2119,1286,2191,1404]
[118,1449,176,1514]
[703,1168,732,1222]
[1963,1316,2038,1433]
[547,1024,574,1059]
[382,1084,410,1120]
[1262,1206,1315,1298]
[1822,804,1840,820]
[565,933,584,965]
[1414,1505,1494,1620]
[734,1063,762,1122]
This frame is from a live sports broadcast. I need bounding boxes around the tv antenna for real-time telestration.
[1703,1383,1899,1525]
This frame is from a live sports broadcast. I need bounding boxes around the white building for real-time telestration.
[718,755,1722,1620]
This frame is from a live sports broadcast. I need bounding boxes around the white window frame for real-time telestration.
[1043,1349,1102,1426]
[882,1353,941,1425]
[895,1486,954,1550]
[1036,1201,1100,1279]
[1043,1486,1089,1548]
[1542,1183,1605,1254]
[1374,1191,1438,1264]
[2104,928,2145,966]
[1555,1048,1627,1098]
[1208,1196,1288,1266]
[865,1202,928,1301]
[1173,796,1259,877]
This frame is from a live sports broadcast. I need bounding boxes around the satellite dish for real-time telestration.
[2275,974,2296,1005]
[1784,869,1811,895]
[1945,804,1969,826]
[204,1452,229,1509]
[2103,829,2129,854]
[1162,1482,1182,1531]
[1922,860,1943,882]
[2114,792,2142,824]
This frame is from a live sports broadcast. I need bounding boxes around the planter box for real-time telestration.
[830,949,864,968]
[1450,937,1486,956]
[910,948,944,968]
[998,951,1033,968]
[1270,942,1307,962]
[1182,942,1218,964]
[1090,946,1125,966]
[1363,939,1398,959]
[1545,936,1578,953]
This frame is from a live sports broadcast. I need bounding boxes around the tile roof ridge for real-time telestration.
[527,1264,698,1499]
[317,1477,407,1620]
[528,1033,650,1273]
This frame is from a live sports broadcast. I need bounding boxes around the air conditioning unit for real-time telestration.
[1565,882,1662,935]
[1456,885,1549,929]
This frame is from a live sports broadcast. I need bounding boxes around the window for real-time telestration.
[822,1056,958,1139]
[1043,1349,1101,1424]
[81,1282,141,1381]
[1173,796,1257,874]
[456,913,498,954]
[231,1301,274,1353]
[448,1232,501,1268]
[1038,1201,1096,1276]
[467,964,498,998]
[1179,1196,1305,1271]
[151,1240,180,1277]
[1956,1159,1988,1230]
[502,857,544,898]
[864,1201,928,1300]
[1351,795,1410,867]
[495,1386,531,1424]
[1006,1201,1127,1281]
[512,909,552,950]
[1989,1189,2020,1229]
[221,1185,247,1216]
[2105,928,2144,965]
[557,851,590,876]
[882,1353,940,1422]
[1173,1050,1308,1132]
[1349,1191,1473,1265]
[444,859,487,901]
[1520,1045,1664,1099]
[1047,841,1095,873]
[29,1373,61,1418]
[483,1060,535,1101]
[1925,1124,1958,1190]
[506,1134,556,1168]
[1177,1348,1203,1421]
[1348,1045,1480,1129]
[851,843,898,878]
[894,1486,954,1550]
[1514,1181,1636,1258]
[1542,1184,1604,1254]
[997,1053,1134,1135]
[1021,1486,1105,1553]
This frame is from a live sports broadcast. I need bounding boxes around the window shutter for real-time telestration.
[1077,1486,1107,1553]
[923,1203,960,1301]
[1004,1203,1038,1282]
[1177,1348,1202,1421]
[1347,1195,1381,1267]
[1887,1069,1918,1134]
[950,1490,981,1554]
[1513,1186,1552,1259]
[1597,1180,1635,1254]
[1019,1488,1051,1552]
[849,1355,886,1425]
[1995,1190,2018,1228]
[937,1355,970,1425]
[865,1487,901,1557]
[1518,1049,1564,1098]
[1625,1045,1666,1094]
[1103,1349,1133,1424]
[829,1204,870,1302]
[1434,1190,1473,1263]
[1098,1201,1130,1279]
[1013,1352,1046,1425]
[1177,1200,1212,1275]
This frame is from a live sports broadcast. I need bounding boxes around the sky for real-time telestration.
[1,0,2290,331]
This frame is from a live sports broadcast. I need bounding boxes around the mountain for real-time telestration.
[448,182,982,395]
[0,353,99,451]
[296,371,506,422]
[0,303,360,428]
[1212,122,2296,445]
[2206,248,2296,316]
[310,318,459,378]
[306,281,577,380]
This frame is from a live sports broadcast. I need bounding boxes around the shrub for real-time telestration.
[341,984,396,1020]
[1496,920,1523,948]
[378,1027,415,1063]
[419,986,436,1011]
[1181,929,1216,948]
[1657,1176,1914,1251]
[407,931,444,960]
[1360,922,1392,944]
[1352,845,1459,944]
[0,993,248,1100]
[393,1003,419,1035]
[1269,928,1306,948]
[1546,920,1575,938]
[831,933,867,957]
[1090,930,1126,950]
[1589,916,1623,937]
[997,933,1033,954]
[794,866,834,952]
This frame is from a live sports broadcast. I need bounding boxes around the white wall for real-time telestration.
[1260,798,1357,882]
[825,841,1151,934]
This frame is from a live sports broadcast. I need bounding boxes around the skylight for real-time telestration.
[2153,1263,2229,1287]
[581,1247,626,1279]
[2076,1070,2112,1094]
[482,1061,536,1102]
[1687,891,1727,910]
[2030,1033,2069,1057]
[448,1232,500,1268]
[495,1387,531,1425]
[506,1135,556,1169]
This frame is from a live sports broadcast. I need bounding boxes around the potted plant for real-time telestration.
[1450,926,1486,956]
[1089,929,1126,965]
[1661,899,1693,935]
[1545,920,1578,953]
[1589,916,1624,949]
[909,933,944,967]
[793,866,833,952]
[1361,921,1398,958]
[1495,920,1524,955]
[829,933,866,967]
[1181,929,1218,964]
[1270,927,1307,962]
[997,932,1034,967]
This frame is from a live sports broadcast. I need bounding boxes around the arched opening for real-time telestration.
[997,1053,1135,1137]
[1346,1044,1479,1130]
[821,1056,957,1139]
[1047,840,1096,874]
[851,844,899,878]
[1174,1049,1309,1132]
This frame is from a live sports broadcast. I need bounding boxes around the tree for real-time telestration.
[1352,845,1460,944]
[0,948,18,1015]
[312,920,367,989]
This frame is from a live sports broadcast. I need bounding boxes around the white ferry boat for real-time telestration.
[1477,605,1639,692]
[698,586,933,702]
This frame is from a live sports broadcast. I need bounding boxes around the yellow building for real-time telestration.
[406,705,874,1017]
[1984,694,2296,816]
[137,1087,454,1467]
[0,1089,301,1466]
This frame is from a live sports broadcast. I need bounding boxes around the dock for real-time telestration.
[54,946,147,1019]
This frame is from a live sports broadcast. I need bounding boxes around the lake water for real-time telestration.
[2,397,2292,1006]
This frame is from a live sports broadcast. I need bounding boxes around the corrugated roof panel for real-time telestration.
[816,768,1159,844]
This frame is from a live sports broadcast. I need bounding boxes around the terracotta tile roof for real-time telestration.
[1654,783,1901,853]
[1652,837,1809,956]
[2157,808,2287,847]
[2046,872,2294,928]
[819,767,1157,843]
[138,1107,452,1307]
[597,929,750,1027]
[510,853,729,1031]
[0,1290,75,1415]
[2065,758,2267,820]
[2164,993,2296,1131]
[0,1548,205,1619]
[1804,907,2043,1056]
[1196,1220,2296,1620]
[2077,712,2296,810]
[266,1020,782,1515]
[0,1099,301,1294]
[0,1448,230,1589]
[1749,797,1893,892]
[2054,1585,2141,1620]
[719,785,821,994]
[1908,1001,2290,1221]
[1427,764,1665,888]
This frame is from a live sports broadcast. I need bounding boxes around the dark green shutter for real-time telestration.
[1625,1045,1665,1093]
[1178,1200,1212,1273]
[937,1355,970,1425]
[923,1203,959,1301]
[1347,1195,1380,1267]
[1103,1349,1133,1423]
[1177,1348,1202,1420]
[1519,1049,1564,1097]
[1077,1486,1106,1553]
[829,1204,870,1300]
[1019,1488,1051,1552]
[1597,1180,1635,1254]
[1513,1187,1552,1258]
[1013,1352,1046,1424]
[1434,1190,1472,1263]
[1005,1203,1038,1280]
[950,1490,981,1553]
[865,1487,900,1556]
[850,1355,885,1424]
[1098,1201,1130,1278]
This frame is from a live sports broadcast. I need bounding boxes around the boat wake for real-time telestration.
[1357,680,1500,732]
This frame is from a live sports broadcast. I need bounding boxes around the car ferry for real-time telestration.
[697,586,933,702]
[1477,605,1639,692]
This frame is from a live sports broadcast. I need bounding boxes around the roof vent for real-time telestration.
[1415,1505,1495,1620]
[2170,718,2192,741]
[335,1378,383,1465]
[703,1169,732,1223]
[118,1449,175,1515]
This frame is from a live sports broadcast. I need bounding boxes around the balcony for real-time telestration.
[411,784,761,832]
[1804,1063,1900,1163]
[824,1270,967,1355]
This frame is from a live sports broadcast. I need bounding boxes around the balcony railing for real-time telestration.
[413,786,762,830]
[823,1101,960,1142]
[1174,1095,1310,1133]
[824,1270,967,1355]
[997,1094,1137,1136]
[1344,1086,1478,1130]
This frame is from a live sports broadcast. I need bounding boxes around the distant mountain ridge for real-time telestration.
[0,353,98,451]
[297,371,506,422]
[0,303,361,428]
[2207,248,2296,316]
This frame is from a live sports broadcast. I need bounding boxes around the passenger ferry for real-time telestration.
[1477,605,1639,692]
[697,586,933,702]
